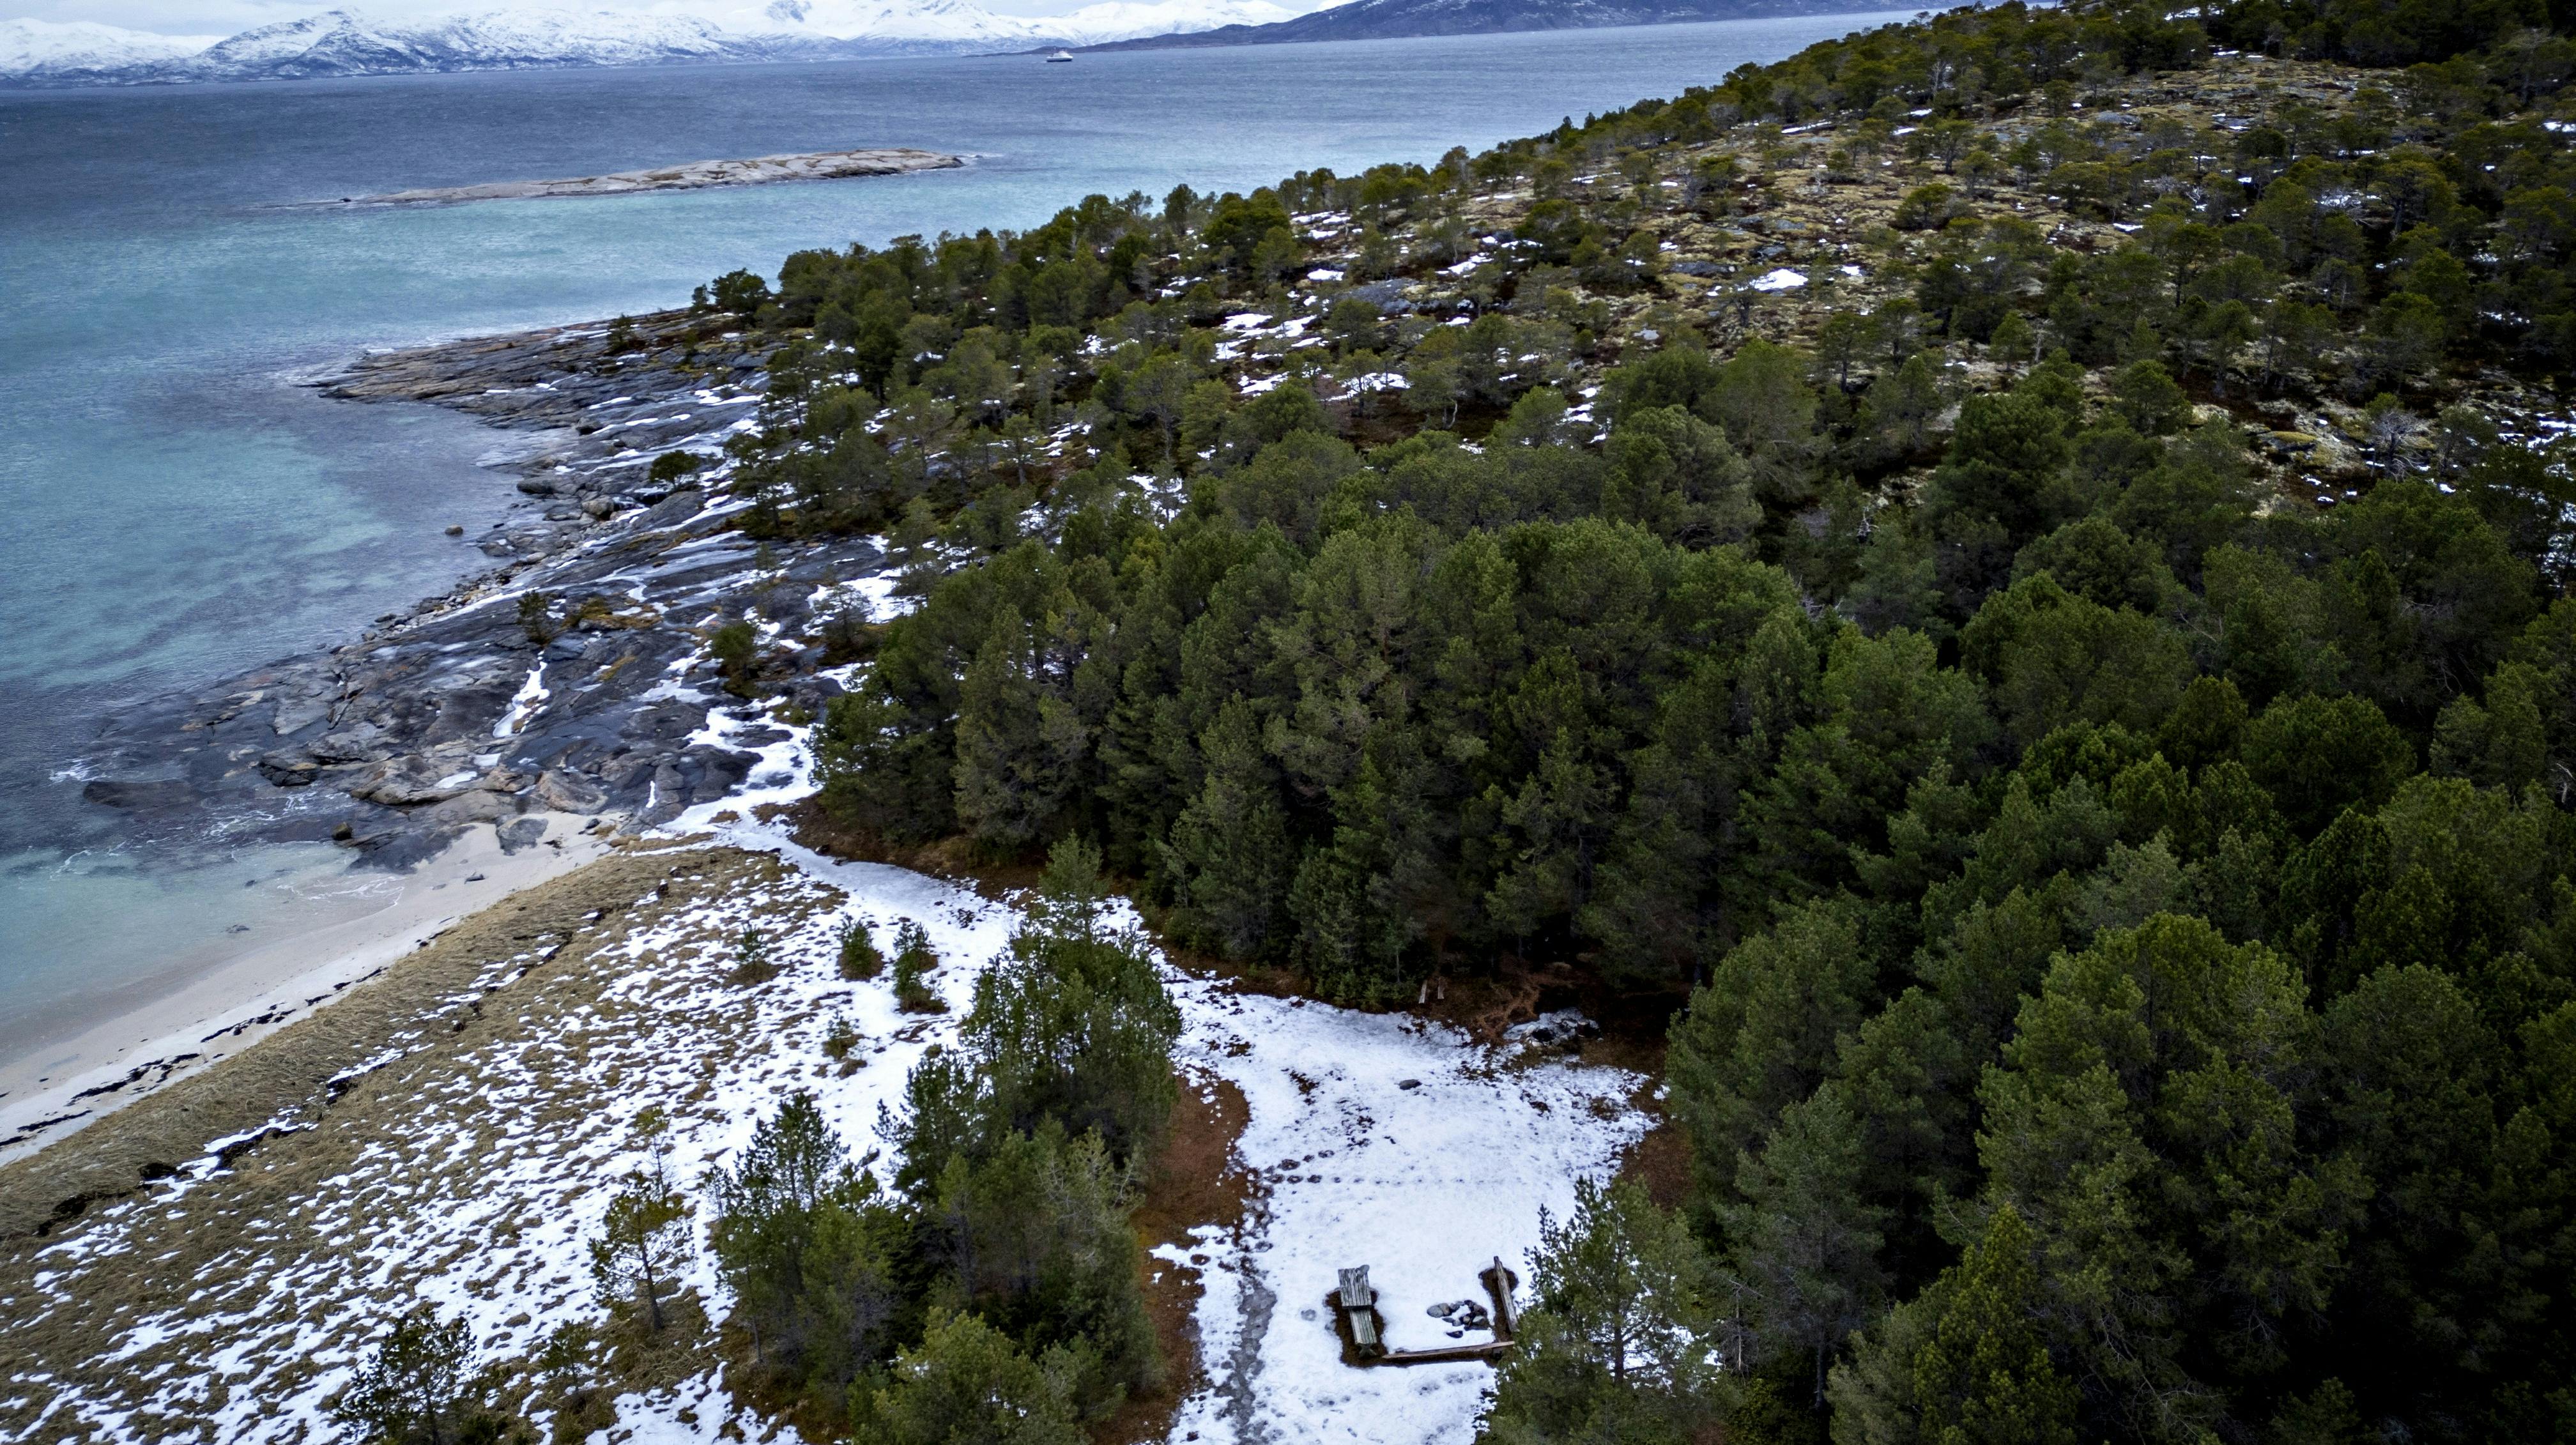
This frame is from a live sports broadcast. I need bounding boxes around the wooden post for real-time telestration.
[1482,1256,1520,1340]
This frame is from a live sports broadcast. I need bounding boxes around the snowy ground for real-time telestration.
[1158,989,1646,1445]
[3,696,1648,1444]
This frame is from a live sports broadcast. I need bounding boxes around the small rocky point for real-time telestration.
[77,311,873,868]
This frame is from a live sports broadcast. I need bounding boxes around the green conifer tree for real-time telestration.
[1486,1178,1722,1445]
[586,1108,692,1333]
[332,1306,479,1445]
[1906,1205,2077,1445]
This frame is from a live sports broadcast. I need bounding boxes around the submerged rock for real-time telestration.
[80,779,195,811]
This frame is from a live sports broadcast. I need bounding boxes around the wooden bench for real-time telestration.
[1337,1255,1526,1366]
[1338,1265,1384,1357]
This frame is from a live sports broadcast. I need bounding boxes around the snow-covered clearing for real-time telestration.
[1160,991,1647,1445]
[5,697,1648,1444]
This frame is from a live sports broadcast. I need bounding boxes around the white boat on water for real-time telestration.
[1045,48,1073,61]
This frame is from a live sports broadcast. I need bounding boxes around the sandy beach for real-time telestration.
[0,814,611,1168]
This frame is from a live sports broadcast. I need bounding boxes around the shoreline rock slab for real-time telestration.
[76,307,886,873]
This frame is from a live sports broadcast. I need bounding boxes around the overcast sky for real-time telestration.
[12,0,1322,36]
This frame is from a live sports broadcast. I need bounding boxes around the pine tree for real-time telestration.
[2430,661,2549,793]
[838,918,884,980]
[1160,701,1294,958]
[707,1092,876,1372]
[1667,901,1876,1204]
[1023,834,1111,945]
[587,1110,692,1333]
[1485,727,1616,942]
[1286,756,1422,1004]
[923,1122,1160,1411]
[952,608,1085,848]
[1906,1206,2078,1445]
[1724,1087,1890,1409]
[893,919,944,1013]
[1486,1178,1722,1445]
[332,1306,478,1445]
[969,855,1181,1168]
[854,1310,1085,1445]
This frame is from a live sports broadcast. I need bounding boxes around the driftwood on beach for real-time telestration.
[307,146,963,206]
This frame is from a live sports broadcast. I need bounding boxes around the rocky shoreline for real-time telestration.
[73,309,875,871]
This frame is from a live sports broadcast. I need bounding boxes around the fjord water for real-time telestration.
[0,13,1904,1070]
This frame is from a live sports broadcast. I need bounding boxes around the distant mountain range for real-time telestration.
[0,0,1892,86]
[0,17,224,81]
[1086,0,1875,48]
[0,1,1299,86]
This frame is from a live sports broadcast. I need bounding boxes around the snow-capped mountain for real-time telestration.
[180,10,769,79]
[749,0,1046,50]
[0,0,1308,86]
[727,0,1300,52]
[1093,0,1860,50]
[0,19,220,82]
[1046,0,1300,42]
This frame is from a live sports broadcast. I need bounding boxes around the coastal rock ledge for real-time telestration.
[71,309,877,873]
[314,146,963,206]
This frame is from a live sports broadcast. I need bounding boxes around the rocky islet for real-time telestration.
[308,146,964,207]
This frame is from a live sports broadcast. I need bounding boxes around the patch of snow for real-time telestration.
[813,564,917,625]
[583,1369,790,1444]
[493,661,549,738]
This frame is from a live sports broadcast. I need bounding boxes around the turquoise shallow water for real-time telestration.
[0,12,1908,1063]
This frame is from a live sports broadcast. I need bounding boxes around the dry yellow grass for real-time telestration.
[0,845,854,1441]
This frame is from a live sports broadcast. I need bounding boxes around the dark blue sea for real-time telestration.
[0,12,1908,1066]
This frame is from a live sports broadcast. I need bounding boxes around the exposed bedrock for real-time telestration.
[76,311,884,869]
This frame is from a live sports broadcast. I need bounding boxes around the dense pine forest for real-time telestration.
[591,0,2576,1439]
